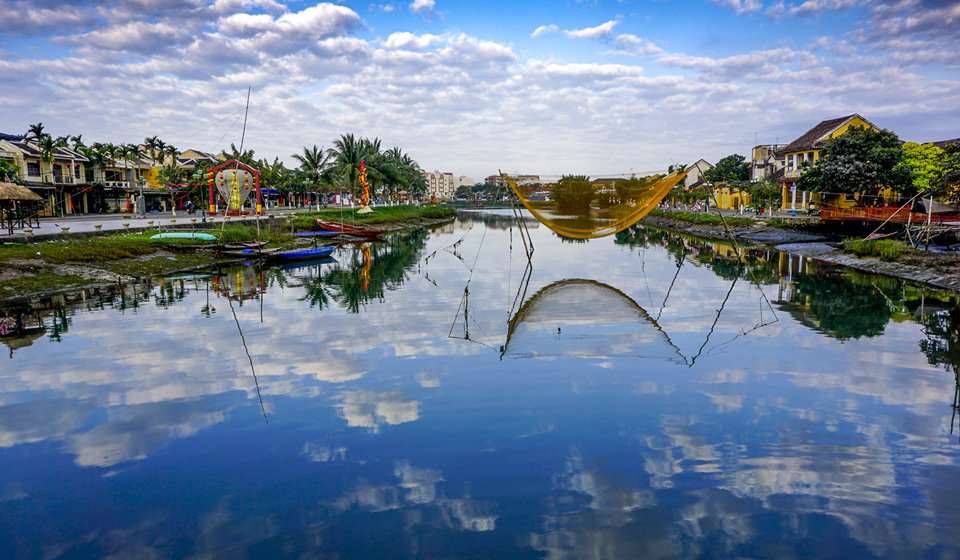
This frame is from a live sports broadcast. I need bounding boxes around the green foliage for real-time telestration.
[0,159,20,182]
[797,126,911,198]
[842,238,911,261]
[703,154,749,183]
[552,175,595,213]
[898,141,945,193]
[935,143,960,204]
[747,180,781,208]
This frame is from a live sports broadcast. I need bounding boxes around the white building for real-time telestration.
[423,170,456,200]
[682,159,713,188]
[453,175,476,189]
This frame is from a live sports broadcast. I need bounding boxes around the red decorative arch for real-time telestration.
[207,159,262,215]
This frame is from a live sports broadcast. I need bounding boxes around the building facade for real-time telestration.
[750,144,785,182]
[779,113,876,210]
[423,170,456,200]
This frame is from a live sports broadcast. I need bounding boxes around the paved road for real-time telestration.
[1,207,311,241]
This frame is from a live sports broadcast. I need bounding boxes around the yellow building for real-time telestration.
[779,113,876,210]
[712,185,750,210]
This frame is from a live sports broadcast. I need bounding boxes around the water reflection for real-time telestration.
[1,213,959,557]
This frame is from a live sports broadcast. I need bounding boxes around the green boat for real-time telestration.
[150,232,218,241]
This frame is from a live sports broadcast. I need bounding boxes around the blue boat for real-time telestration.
[294,230,340,238]
[275,246,335,261]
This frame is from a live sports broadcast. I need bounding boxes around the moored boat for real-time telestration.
[315,219,384,239]
[275,246,335,261]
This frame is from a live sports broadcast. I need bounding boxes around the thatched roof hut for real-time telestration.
[0,182,42,202]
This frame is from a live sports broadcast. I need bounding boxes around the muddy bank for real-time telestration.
[643,214,827,244]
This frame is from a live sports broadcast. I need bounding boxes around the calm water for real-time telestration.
[2,210,959,559]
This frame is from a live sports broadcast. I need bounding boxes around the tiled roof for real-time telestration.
[783,114,859,153]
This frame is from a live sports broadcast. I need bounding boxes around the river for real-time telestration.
[1,209,958,558]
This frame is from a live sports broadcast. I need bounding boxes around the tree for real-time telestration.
[897,141,945,193]
[934,144,960,204]
[552,175,594,213]
[0,159,20,182]
[748,179,781,209]
[26,122,46,141]
[455,185,472,199]
[225,142,256,165]
[292,145,331,192]
[703,154,749,183]
[797,126,911,199]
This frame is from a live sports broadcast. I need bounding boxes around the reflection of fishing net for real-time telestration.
[502,279,685,361]
[504,171,686,239]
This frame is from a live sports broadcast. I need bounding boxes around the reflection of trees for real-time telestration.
[920,306,960,373]
[300,229,428,313]
[784,273,892,340]
[615,225,780,283]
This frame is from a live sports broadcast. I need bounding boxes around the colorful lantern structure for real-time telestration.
[357,160,373,214]
[207,159,263,215]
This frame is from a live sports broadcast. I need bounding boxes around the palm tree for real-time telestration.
[292,145,332,204]
[26,122,45,142]
[164,144,178,166]
[328,134,382,202]
[226,142,255,165]
[69,135,84,151]
[36,135,66,215]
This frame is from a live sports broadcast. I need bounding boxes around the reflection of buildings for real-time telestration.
[211,266,266,303]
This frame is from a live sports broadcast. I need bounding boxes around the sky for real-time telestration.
[0,0,957,178]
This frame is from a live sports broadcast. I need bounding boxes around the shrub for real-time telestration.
[842,238,910,261]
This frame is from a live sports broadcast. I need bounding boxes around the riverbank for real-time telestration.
[645,210,960,293]
[645,210,828,244]
[0,206,455,303]
[776,241,960,292]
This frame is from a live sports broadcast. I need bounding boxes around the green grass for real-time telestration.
[287,205,455,230]
[649,209,755,227]
[842,238,912,261]
[0,225,291,265]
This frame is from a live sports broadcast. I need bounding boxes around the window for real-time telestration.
[74,165,80,178]
[27,161,40,176]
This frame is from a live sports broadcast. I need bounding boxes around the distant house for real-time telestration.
[779,113,877,210]
[750,144,785,182]
[176,148,220,170]
[0,136,91,216]
[682,159,712,188]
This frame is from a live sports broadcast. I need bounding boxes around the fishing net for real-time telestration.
[501,279,686,361]
[503,171,686,239]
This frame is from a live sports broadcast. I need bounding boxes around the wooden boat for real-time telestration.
[315,219,384,239]
[221,241,269,250]
[275,246,335,261]
[220,247,281,259]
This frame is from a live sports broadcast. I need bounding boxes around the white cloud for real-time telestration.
[564,19,619,39]
[0,1,93,34]
[711,0,764,14]
[76,21,189,53]
[384,31,445,49]
[410,0,436,13]
[530,24,559,38]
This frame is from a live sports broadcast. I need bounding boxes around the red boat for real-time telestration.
[315,219,385,239]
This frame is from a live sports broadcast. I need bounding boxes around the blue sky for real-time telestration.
[1,0,957,178]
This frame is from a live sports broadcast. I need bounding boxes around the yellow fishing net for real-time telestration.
[503,171,686,239]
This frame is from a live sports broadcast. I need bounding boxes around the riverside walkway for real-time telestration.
[0,208,309,241]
